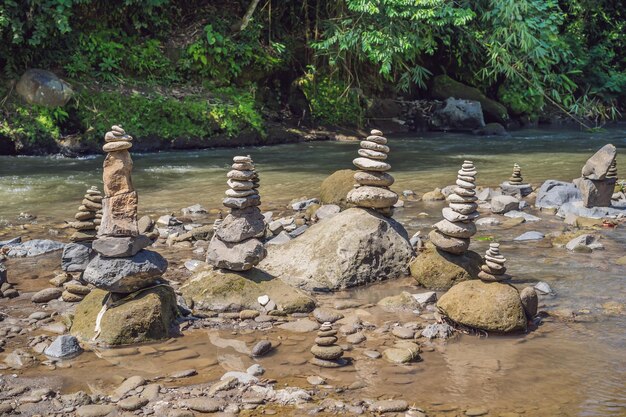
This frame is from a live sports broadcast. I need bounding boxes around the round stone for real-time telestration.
[449,202,478,214]
[104,131,132,143]
[225,188,257,198]
[454,187,476,197]
[458,169,477,176]
[366,135,388,144]
[456,179,476,189]
[353,157,391,172]
[448,193,477,203]
[310,357,348,368]
[360,140,389,153]
[227,179,254,191]
[232,162,254,170]
[315,336,338,346]
[347,186,398,208]
[354,171,394,187]
[86,188,101,195]
[358,148,387,160]
[311,344,343,360]
[70,221,96,230]
[84,194,103,203]
[227,170,255,181]
[75,212,95,221]
[429,230,470,254]
[485,254,506,264]
[233,156,252,163]
[433,219,476,238]
[457,174,476,183]
[111,125,125,134]
[478,270,510,282]
[481,264,506,274]
[317,329,337,337]
[442,207,479,222]
[103,141,132,152]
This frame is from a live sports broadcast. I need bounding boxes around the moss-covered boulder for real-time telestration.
[410,245,481,290]
[320,169,357,208]
[180,268,316,313]
[437,280,527,333]
[71,287,178,346]
[431,75,509,124]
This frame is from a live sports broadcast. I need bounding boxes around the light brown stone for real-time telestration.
[103,151,134,197]
[98,191,139,237]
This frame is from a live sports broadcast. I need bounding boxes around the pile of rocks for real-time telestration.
[207,156,266,271]
[478,243,510,282]
[68,186,103,242]
[310,322,346,368]
[573,144,617,208]
[501,163,532,196]
[346,129,398,217]
[430,160,479,254]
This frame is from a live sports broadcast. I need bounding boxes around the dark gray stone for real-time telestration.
[206,236,266,271]
[16,69,73,107]
[573,177,615,208]
[0,263,6,286]
[7,239,64,257]
[251,340,272,357]
[430,98,485,131]
[82,250,168,293]
[44,335,82,359]
[535,180,581,209]
[216,207,266,243]
[61,242,93,272]
[92,235,152,258]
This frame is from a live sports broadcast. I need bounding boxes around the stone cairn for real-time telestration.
[346,129,398,217]
[509,164,523,184]
[206,156,266,271]
[574,143,617,208]
[82,126,167,295]
[607,159,617,179]
[430,160,478,255]
[310,322,346,368]
[501,163,532,196]
[68,186,103,242]
[478,243,510,282]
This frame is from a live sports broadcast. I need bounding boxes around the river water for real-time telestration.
[1,127,625,416]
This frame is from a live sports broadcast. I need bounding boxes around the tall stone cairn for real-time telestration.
[574,143,617,208]
[69,186,103,242]
[310,322,347,368]
[478,243,510,282]
[509,163,524,184]
[206,156,267,271]
[607,159,617,179]
[346,129,398,217]
[430,160,479,255]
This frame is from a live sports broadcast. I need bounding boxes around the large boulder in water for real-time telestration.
[581,144,616,180]
[535,180,581,209]
[260,208,414,291]
[180,268,315,313]
[437,280,527,333]
[16,69,73,107]
[319,169,357,208]
[410,245,481,290]
[430,98,485,131]
[71,287,178,346]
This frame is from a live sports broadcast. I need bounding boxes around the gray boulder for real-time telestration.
[259,208,414,291]
[573,177,615,208]
[581,144,616,180]
[0,237,21,248]
[216,207,265,243]
[535,180,581,209]
[61,242,93,272]
[490,195,520,214]
[82,250,168,293]
[206,236,266,271]
[557,201,626,219]
[7,239,64,257]
[430,98,485,131]
[16,69,73,107]
[44,335,82,359]
[92,235,152,258]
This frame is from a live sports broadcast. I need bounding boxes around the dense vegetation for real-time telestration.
[0,0,624,150]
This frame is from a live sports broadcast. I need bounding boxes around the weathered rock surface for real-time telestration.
[535,180,581,209]
[581,144,616,180]
[216,207,266,243]
[520,286,538,319]
[260,208,413,291]
[430,98,485,131]
[16,69,73,107]
[573,177,615,208]
[437,280,527,332]
[61,242,93,272]
[92,235,151,258]
[98,191,139,237]
[490,195,520,214]
[44,335,82,358]
[71,287,178,346]
[180,268,315,313]
[410,246,481,290]
[319,169,357,208]
[206,236,267,271]
[7,239,64,257]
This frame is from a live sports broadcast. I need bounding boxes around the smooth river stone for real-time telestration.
[462,162,474,169]
[310,344,343,360]
[454,187,476,197]
[458,169,477,176]
[75,212,96,221]
[226,179,254,191]
[366,135,388,144]
[216,207,266,243]
[98,191,139,237]
[233,156,252,163]
[111,125,125,134]
[353,157,391,172]
[70,221,96,230]
[485,260,504,270]
[232,162,254,170]
[442,207,479,222]
[347,186,398,208]
[433,219,476,238]
[456,179,476,188]
[103,141,132,152]
[485,254,506,264]
[448,193,477,203]
[481,263,506,274]
[84,193,103,203]
[104,131,132,143]
[103,151,134,197]
[81,199,101,211]
[315,336,338,346]
[429,230,470,254]
[478,270,510,282]
[457,174,476,183]
[227,170,255,181]
[358,148,387,160]
[449,202,478,214]
[223,195,261,209]
[225,188,257,198]
[354,171,394,187]
[360,140,390,153]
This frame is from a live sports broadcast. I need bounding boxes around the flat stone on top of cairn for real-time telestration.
[429,160,478,255]
[206,155,266,271]
[310,322,347,368]
[347,129,398,217]
[478,242,510,282]
[68,186,103,242]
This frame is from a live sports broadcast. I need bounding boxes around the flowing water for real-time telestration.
[1,127,626,416]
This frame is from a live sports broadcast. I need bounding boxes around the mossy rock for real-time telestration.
[180,268,316,313]
[320,169,357,208]
[431,75,509,124]
[70,287,178,346]
[410,245,482,290]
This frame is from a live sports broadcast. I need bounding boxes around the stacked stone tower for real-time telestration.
[310,322,346,368]
[574,144,617,208]
[501,163,532,196]
[347,129,398,217]
[607,159,617,179]
[206,156,266,271]
[68,186,103,242]
[478,243,510,282]
[430,161,479,254]
[509,164,523,184]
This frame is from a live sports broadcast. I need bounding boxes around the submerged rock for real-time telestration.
[44,335,82,359]
[535,180,581,209]
[260,208,413,291]
[410,246,481,290]
[7,239,64,257]
[61,242,93,272]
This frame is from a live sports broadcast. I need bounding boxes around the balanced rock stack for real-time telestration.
[501,163,532,196]
[310,322,347,368]
[509,164,523,184]
[206,156,266,271]
[68,186,103,242]
[478,243,510,282]
[607,159,617,179]
[573,144,617,208]
[430,161,478,255]
[346,129,398,217]
[82,126,167,294]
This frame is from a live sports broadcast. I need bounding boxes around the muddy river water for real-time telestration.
[1,127,625,416]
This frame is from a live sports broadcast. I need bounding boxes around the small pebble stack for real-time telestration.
[430,160,479,254]
[310,322,346,368]
[346,129,398,217]
[478,243,510,282]
[68,186,103,242]
[509,163,524,184]
[206,156,267,271]
[607,159,618,179]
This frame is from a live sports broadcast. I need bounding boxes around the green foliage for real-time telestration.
[0,103,62,144]
[296,67,363,126]
[497,80,543,116]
